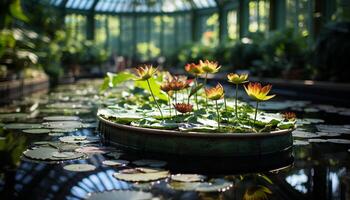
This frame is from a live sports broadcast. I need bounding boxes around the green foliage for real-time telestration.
[134,76,168,101]
[100,71,136,92]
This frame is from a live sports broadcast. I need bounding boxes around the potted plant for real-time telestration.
[97,60,296,157]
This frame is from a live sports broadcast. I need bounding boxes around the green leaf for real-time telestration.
[100,71,136,92]
[134,77,168,101]
[9,0,29,22]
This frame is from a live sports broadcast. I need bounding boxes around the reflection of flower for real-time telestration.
[205,83,224,100]
[199,60,221,74]
[227,73,249,84]
[173,103,193,114]
[243,185,272,200]
[135,65,157,81]
[244,83,275,101]
[185,63,203,75]
[282,112,296,120]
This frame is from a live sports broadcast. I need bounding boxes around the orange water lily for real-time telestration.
[169,76,192,91]
[173,103,193,114]
[227,73,249,84]
[282,112,296,120]
[135,65,158,81]
[205,83,224,101]
[244,82,275,128]
[199,60,221,74]
[185,63,203,75]
[244,83,275,101]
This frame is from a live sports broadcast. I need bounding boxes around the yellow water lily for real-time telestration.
[227,73,249,84]
[185,63,203,75]
[135,65,158,81]
[244,82,275,127]
[244,82,275,101]
[173,103,193,114]
[227,73,249,119]
[199,60,221,74]
[205,83,224,130]
[205,83,224,101]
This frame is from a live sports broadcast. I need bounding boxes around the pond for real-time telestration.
[0,79,350,200]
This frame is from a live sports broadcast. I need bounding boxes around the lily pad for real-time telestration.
[4,123,42,130]
[326,139,350,144]
[0,113,28,121]
[308,139,327,143]
[43,121,83,129]
[86,190,153,200]
[102,159,129,166]
[48,132,65,137]
[105,152,123,159]
[132,159,167,167]
[50,128,77,133]
[23,147,84,161]
[43,116,80,121]
[113,170,169,182]
[59,136,99,144]
[171,174,206,182]
[52,152,77,158]
[22,129,51,134]
[76,146,115,154]
[292,130,319,138]
[63,164,96,172]
[294,140,310,146]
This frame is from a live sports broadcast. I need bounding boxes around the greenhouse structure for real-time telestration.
[1,0,350,200]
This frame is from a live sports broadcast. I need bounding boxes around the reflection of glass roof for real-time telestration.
[49,0,217,13]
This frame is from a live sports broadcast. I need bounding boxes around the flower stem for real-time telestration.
[253,101,259,127]
[215,100,220,130]
[204,73,208,109]
[175,90,178,115]
[168,95,171,117]
[235,84,238,119]
[146,79,163,119]
[194,76,199,110]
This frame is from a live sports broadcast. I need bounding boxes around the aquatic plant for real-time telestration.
[227,73,249,119]
[205,83,224,129]
[244,82,275,127]
[198,60,221,109]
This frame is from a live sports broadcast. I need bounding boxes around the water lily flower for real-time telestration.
[199,60,221,109]
[185,63,203,75]
[282,112,296,121]
[199,60,221,74]
[244,82,275,127]
[173,103,193,114]
[135,65,163,118]
[227,73,249,119]
[205,83,224,101]
[205,83,224,129]
[135,65,158,81]
[244,83,275,101]
[169,76,192,91]
[227,73,249,84]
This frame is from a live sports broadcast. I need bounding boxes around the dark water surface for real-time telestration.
[0,79,350,200]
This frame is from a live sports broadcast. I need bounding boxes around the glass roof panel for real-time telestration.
[50,0,217,13]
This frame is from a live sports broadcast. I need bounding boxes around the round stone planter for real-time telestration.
[98,116,293,157]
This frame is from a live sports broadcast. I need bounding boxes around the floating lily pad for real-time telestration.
[22,129,51,134]
[326,139,350,144]
[113,170,169,182]
[86,190,153,200]
[316,125,350,135]
[102,159,129,166]
[43,121,83,129]
[43,116,80,121]
[59,136,99,144]
[0,113,28,121]
[171,174,206,182]
[76,146,115,154]
[23,147,83,161]
[4,123,42,130]
[294,140,310,146]
[308,139,327,143]
[292,130,319,138]
[132,159,167,167]
[105,152,123,159]
[52,152,77,158]
[50,128,77,133]
[63,164,96,172]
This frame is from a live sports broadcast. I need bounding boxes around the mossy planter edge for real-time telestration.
[98,115,294,157]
